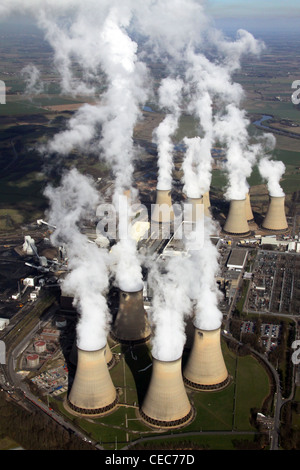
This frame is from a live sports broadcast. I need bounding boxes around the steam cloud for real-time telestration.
[185,219,223,331]
[154,77,183,190]
[21,64,44,95]
[0,0,271,361]
[258,157,286,197]
[147,255,192,362]
[44,169,111,352]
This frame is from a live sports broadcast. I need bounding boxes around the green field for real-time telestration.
[51,340,271,450]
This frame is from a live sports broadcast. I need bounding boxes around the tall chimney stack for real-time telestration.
[151,189,174,224]
[262,195,288,233]
[111,286,151,344]
[223,198,250,236]
[66,346,118,416]
[183,326,229,391]
[139,355,194,429]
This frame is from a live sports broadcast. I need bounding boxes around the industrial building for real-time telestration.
[227,249,248,271]
[0,318,9,331]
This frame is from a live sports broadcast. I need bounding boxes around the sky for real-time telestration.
[207,0,300,18]
[1,1,300,35]
[206,0,300,33]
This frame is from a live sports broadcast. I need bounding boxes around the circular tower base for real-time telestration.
[261,225,288,234]
[222,229,251,238]
[65,394,119,418]
[183,375,231,392]
[138,406,194,430]
[107,355,116,370]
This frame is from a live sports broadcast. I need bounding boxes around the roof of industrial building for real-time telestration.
[227,249,248,269]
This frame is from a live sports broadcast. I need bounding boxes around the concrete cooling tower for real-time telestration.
[183,326,229,391]
[69,340,115,369]
[139,355,194,429]
[151,189,174,224]
[185,191,211,223]
[66,346,118,416]
[261,195,288,233]
[203,191,211,216]
[245,192,254,222]
[111,287,151,344]
[186,197,204,223]
[223,198,250,237]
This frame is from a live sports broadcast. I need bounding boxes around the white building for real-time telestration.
[0,318,9,331]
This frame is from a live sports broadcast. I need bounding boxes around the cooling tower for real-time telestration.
[261,195,288,232]
[151,189,174,224]
[245,192,254,222]
[223,198,250,236]
[66,346,118,416]
[183,326,229,391]
[203,191,211,216]
[186,197,204,223]
[69,340,115,369]
[111,287,151,344]
[139,355,194,429]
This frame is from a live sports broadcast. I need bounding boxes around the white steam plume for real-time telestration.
[185,218,223,331]
[214,105,264,200]
[109,236,144,293]
[0,0,270,354]
[153,77,183,190]
[11,2,149,296]
[179,24,264,202]
[21,64,44,95]
[44,168,111,352]
[30,4,149,205]
[258,157,286,197]
[148,255,192,362]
